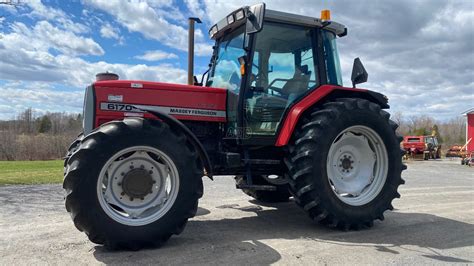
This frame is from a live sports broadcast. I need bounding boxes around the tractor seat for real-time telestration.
[282,65,311,96]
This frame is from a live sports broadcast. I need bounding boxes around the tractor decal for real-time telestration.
[100,102,226,118]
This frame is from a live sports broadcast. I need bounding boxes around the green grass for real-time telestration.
[0,160,63,185]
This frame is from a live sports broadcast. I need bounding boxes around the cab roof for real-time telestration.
[265,9,346,37]
[210,6,347,40]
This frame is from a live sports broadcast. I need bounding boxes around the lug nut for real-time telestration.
[121,192,125,196]
[141,165,145,169]
[117,182,121,186]
[130,197,134,201]
[149,170,153,174]
[130,165,134,169]
[121,172,125,176]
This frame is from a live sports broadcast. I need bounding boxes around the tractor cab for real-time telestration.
[206,4,348,143]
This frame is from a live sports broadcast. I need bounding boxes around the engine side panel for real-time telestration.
[92,80,227,127]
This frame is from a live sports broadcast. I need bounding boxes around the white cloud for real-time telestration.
[0,49,187,87]
[135,50,178,61]
[100,23,119,39]
[26,0,89,34]
[2,21,103,56]
[195,42,213,56]
[83,0,187,48]
[26,0,67,21]
[0,19,187,88]
[99,22,125,44]
[83,0,210,55]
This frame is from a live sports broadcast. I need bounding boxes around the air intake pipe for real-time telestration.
[188,17,202,85]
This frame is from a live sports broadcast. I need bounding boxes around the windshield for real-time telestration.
[206,27,246,92]
[322,30,343,86]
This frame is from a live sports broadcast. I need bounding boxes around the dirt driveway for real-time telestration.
[0,159,473,265]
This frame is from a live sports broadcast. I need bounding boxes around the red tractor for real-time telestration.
[64,4,406,250]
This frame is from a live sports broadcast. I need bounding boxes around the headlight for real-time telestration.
[235,9,245,20]
[227,14,235,24]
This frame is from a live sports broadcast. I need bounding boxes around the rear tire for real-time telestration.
[63,118,203,249]
[286,98,406,229]
[235,175,291,203]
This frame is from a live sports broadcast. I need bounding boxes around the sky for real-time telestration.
[0,0,472,120]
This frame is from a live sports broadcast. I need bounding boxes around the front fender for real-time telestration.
[134,106,213,179]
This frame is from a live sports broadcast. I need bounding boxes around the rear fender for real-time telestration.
[275,85,390,147]
[135,106,213,179]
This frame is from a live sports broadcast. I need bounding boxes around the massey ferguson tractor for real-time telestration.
[63,3,406,250]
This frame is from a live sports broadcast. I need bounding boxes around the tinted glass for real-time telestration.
[322,30,343,86]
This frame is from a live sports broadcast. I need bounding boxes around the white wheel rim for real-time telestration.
[326,125,388,206]
[97,146,179,226]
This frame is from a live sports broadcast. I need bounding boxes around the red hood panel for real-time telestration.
[93,80,227,123]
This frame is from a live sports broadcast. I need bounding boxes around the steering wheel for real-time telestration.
[263,78,292,96]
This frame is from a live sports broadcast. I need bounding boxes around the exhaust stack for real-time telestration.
[96,72,119,81]
[188,17,202,85]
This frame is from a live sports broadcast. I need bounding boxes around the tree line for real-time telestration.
[0,108,467,161]
[0,108,82,160]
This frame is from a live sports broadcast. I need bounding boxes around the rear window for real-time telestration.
[407,138,422,142]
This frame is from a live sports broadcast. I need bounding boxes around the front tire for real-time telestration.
[63,118,203,249]
[286,98,406,229]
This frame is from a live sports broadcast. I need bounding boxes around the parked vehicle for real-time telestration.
[402,135,440,160]
[63,4,406,250]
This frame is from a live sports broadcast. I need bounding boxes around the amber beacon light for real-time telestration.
[321,9,331,21]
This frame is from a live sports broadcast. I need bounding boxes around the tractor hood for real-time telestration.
[91,80,227,128]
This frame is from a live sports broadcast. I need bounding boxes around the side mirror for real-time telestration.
[351,57,368,88]
[246,3,265,34]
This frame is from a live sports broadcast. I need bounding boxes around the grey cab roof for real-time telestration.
[265,9,346,37]
[210,7,347,40]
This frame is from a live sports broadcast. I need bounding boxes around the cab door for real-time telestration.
[240,22,320,144]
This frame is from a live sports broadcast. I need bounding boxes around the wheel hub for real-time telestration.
[122,168,154,199]
[340,155,354,172]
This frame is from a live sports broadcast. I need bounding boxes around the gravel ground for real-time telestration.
[0,159,473,265]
